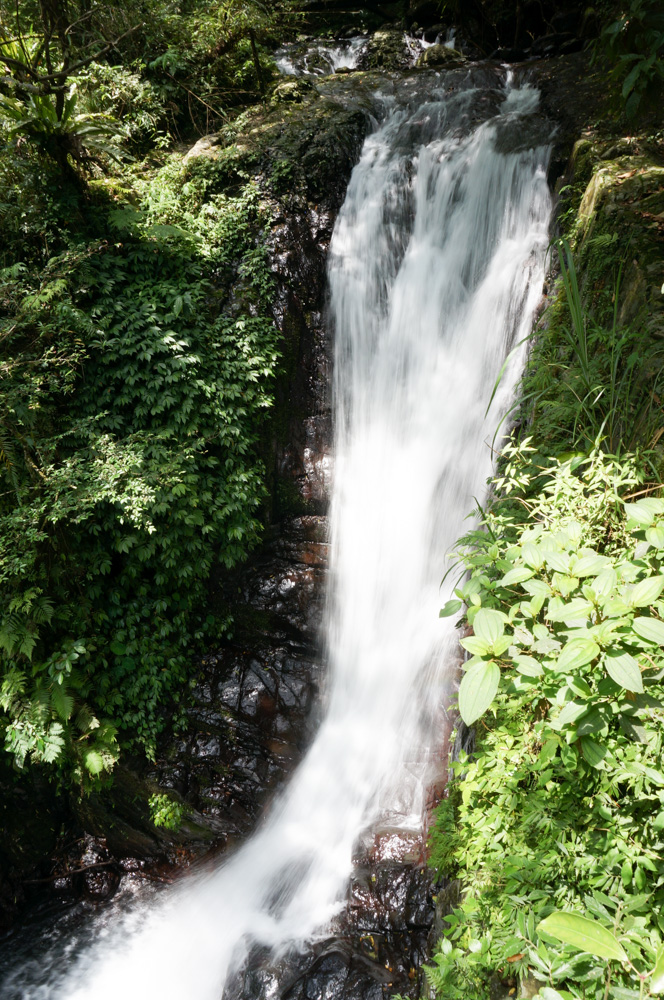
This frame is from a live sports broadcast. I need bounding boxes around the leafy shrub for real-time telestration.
[430,445,664,1000]
[80,62,171,150]
[597,0,664,117]
[0,154,281,786]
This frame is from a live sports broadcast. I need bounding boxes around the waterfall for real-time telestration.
[1,71,552,1000]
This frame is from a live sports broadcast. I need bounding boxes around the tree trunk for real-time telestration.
[249,28,265,97]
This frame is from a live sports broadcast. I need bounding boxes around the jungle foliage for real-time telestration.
[0,0,298,787]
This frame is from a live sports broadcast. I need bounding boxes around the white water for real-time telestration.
[274,36,368,76]
[2,74,552,1000]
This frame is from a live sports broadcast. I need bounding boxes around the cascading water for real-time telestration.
[1,69,553,1000]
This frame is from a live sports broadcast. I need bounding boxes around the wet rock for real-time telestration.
[182,134,222,163]
[417,44,466,68]
[490,47,527,62]
[366,30,411,71]
[271,78,317,104]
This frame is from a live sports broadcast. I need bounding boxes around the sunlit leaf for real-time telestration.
[458,660,500,726]
[604,648,643,693]
[537,912,627,961]
[439,599,462,618]
[629,575,664,608]
[555,637,600,672]
[473,608,505,645]
[632,616,664,645]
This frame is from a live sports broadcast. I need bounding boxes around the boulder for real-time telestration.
[366,29,411,70]
[417,44,466,68]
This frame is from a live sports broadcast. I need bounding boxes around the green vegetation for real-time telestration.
[426,108,664,1000]
[596,0,664,118]
[0,0,309,789]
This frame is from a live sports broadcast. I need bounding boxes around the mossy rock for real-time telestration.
[417,44,466,68]
[366,29,411,70]
[271,78,317,105]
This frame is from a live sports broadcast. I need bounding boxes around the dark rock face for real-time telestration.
[223,832,437,1000]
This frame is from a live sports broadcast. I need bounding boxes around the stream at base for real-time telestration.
[0,68,553,999]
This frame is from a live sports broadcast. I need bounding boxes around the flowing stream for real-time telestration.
[1,69,553,999]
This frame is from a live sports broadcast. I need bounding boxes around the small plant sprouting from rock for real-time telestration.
[149,792,186,831]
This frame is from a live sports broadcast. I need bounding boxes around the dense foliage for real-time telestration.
[0,0,297,787]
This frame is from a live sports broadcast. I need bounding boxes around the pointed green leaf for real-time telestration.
[501,567,534,586]
[546,552,572,573]
[625,499,664,526]
[555,637,600,672]
[548,599,594,623]
[594,568,618,599]
[440,600,463,618]
[473,608,505,645]
[581,737,608,768]
[646,526,664,549]
[551,700,588,730]
[513,654,543,677]
[574,555,611,577]
[605,649,643,693]
[632,616,664,645]
[460,635,491,656]
[537,912,627,961]
[629,575,664,608]
[458,660,500,726]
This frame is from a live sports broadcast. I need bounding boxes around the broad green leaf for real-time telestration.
[605,649,643,693]
[537,912,627,962]
[629,575,664,608]
[501,567,534,586]
[548,598,594,623]
[458,660,500,726]
[652,811,664,831]
[574,554,611,577]
[439,599,462,618]
[632,616,664,645]
[460,635,490,656]
[625,499,664,526]
[473,608,505,645]
[537,989,567,1000]
[551,700,587,730]
[603,596,632,617]
[546,552,571,573]
[522,579,552,599]
[651,945,664,994]
[577,706,611,737]
[556,637,600,672]
[581,737,608,768]
[522,543,543,568]
[569,676,592,698]
[84,749,105,776]
[513,654,543,677]
[492,635,513,656]
[646,525,664,549]
[594,568,618,598]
